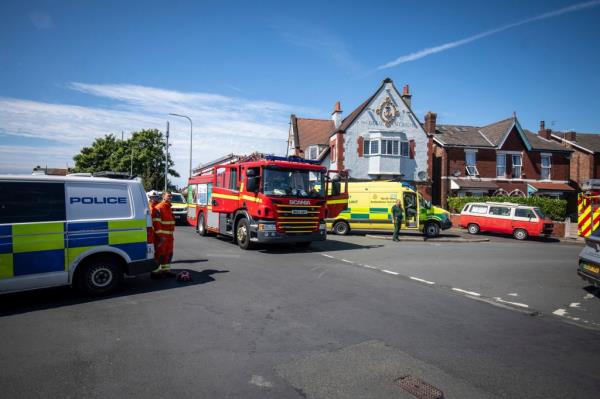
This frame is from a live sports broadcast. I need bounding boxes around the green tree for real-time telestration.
[73,129,179,191]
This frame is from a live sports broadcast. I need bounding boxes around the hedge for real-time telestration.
[447,196,567,221]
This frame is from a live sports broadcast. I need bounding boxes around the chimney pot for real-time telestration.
[332,101,343,128]
[401,84,412,108]
[403,85,410,95]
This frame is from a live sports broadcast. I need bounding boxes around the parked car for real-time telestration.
[459,202,553,240]
[578,231,600,287]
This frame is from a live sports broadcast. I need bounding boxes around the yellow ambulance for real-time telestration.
[326,181,451,238]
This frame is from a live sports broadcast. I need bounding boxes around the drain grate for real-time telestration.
[396,375,444,399]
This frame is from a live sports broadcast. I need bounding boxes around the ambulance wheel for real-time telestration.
[197,213,208,236]
[236,218,253,250]
[513,228,528,240]
[467,223,480,235]
[332,220,350,235]
[76,255,123,296]
[424,222,440,238]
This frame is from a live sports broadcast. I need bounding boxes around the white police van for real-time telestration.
[0,174,157,295]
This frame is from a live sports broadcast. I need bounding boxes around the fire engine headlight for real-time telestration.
[259,223,276,231]
[319,223,327,230]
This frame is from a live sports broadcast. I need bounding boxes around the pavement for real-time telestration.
[0,226,599,398]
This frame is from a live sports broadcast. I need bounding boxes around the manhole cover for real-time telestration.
[396,375,444,399]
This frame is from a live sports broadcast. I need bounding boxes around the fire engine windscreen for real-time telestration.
[263,167,325,198]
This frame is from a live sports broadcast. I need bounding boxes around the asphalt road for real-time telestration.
[1,226,599,398]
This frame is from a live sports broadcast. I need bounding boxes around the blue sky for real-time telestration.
[1,0,599,187]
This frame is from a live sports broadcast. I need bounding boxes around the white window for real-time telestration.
[381,139,400,155]
[400,141,409,157]
[363,140,370,155]
[307,146,318,160]
[370,140,379,155]
[496,154,506,178]
[541,154,551,180]
[512,154,522,179]
[465,150,478,176]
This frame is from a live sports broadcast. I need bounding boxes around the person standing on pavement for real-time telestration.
[391,199,404,242]
[152,192,176,278]
[148,191,162,263]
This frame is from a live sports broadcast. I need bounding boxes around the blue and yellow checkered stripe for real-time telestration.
[0,219,147,280]
[338,207,393,221]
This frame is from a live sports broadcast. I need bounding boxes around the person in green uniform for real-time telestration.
[391,199,404,242]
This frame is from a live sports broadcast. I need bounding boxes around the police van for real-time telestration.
[0,174,157,295]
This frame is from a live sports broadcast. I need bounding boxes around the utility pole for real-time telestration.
[164,121,169,191]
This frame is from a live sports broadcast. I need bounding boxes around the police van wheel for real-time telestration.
[513,228,528,240]
[467,223,480,235]
[197,213,208,236]
[424,222,440,238]
[76,256,123,296]
[236,218,253,250]
[332,221,349,235]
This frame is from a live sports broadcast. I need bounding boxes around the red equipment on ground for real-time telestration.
[186,155,348,249]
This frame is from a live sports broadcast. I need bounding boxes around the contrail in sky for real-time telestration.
[377,0,600,70]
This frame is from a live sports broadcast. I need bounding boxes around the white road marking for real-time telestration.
[321,254,334,259]
[249,375,274,388]
[363,265,375,269]
[382,269,399,275]
[341,259,353,263]
[493,297,529,308]
[552,308,567,316]
[318,271,327,279]
[584,293,594,300]
[507,293,519,297]
[569,302,581,308]
[452,288,481,297]
[410,276,435,285]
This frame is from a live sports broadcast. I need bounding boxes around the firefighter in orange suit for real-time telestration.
[148,191,162,260]
[152,191,176,277]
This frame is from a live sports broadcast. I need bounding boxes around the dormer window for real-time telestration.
[465,149,479,176]
[307,145,318,160]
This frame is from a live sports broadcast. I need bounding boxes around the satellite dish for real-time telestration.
[417,171,428,180]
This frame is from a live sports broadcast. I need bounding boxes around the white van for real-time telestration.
[0,174,157,295]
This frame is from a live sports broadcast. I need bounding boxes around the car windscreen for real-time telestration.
[171,193,185,203]
[533,207,546,219]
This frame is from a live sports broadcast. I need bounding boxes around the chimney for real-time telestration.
[332,101,343,129]
[424,111,437,134]
[401,84,412,108]
[538,120,552,140]
[565,130,577,141]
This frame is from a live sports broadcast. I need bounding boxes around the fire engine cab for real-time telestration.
[187,155,348,249]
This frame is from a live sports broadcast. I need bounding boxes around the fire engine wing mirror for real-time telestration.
[246,177,259,193]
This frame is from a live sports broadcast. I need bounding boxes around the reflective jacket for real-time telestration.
[155,201,175,238]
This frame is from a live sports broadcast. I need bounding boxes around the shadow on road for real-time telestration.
[584,285,600,299]
[171,259,208,264]
[0,269,229,317]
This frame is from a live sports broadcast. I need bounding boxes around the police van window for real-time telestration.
[0,182,66,224]
[65,183,132,221]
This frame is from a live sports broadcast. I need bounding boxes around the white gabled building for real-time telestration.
[288,78,433,197]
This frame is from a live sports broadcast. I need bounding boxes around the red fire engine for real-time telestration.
[187,155,348,249]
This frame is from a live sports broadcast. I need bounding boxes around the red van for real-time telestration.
[459,202,553,240]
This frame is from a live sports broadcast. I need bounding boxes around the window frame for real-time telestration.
[465,149,479,176]
[541,153,551,180]
[496,153,506,178]
[512,154,522,179]
[0,181,66,224]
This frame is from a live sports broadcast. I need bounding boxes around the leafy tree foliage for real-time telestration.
[73,129,179,191]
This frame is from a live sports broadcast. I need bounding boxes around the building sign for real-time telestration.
[375,96,400,127]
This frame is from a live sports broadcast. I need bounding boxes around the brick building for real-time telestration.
[288,78,433,198]
[429,114,573,207]
[545,122,600,189]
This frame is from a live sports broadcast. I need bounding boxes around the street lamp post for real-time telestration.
[169,113,193,180]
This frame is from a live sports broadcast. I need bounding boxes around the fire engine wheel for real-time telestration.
[467,223,480,235]
[197,213,208,236]
[236,218,253,250]
[513,228,528,240]
[332,220,350,235]
[75,255,123,296]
